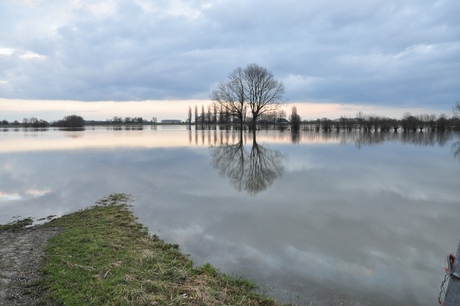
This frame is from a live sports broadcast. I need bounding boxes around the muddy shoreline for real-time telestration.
[0,227,61,305]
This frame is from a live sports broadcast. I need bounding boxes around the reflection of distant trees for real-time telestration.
[291,131,300,144]
[400,132,452,147]
[125,125,144,131]
[292,131,457,148]
[188,127,460,167]
[354,132,451,148]
[210,131,284,195]
[354,131,453,147]
[106,125,144,131]
[188,126,459,150]
[452,141,460,162]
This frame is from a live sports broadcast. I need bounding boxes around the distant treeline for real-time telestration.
[2,101,460,132]
[0,116,160,127]
[0,115,85,128]
[105,116,157,124]
[84,116,161,125]
[304,112,460,132]
[188,104,290,126]
[190,102,460,132]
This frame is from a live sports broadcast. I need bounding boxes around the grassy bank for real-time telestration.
[0,217,33,231]
[41,194,279,305]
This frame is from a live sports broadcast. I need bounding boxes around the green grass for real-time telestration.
[42,193,279,305]
[0,217,33,231]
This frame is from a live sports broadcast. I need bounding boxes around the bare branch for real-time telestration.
[453,101,460,119]
[210,64,285,127]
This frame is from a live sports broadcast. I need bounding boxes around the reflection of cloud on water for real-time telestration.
[335,176,458,204]
[284,245,375,280]
[26,189,51,197]
[1,129,459,305]
[171,210,436,304]
[0,192,21,201]
[165,216,428,305]
[168,223,281,277]
[0,189,52,202]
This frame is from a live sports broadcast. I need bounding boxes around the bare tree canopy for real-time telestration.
[454,101,460,118]
[211,64,285,127]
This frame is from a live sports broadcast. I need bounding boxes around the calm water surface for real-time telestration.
[1,126,460,305]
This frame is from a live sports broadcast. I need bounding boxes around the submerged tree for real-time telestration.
[54,115,84,128]
[22,117,50,128]
[211,64,285,129]
[201,105,205,125]
[290,106,301,131]
[211,67,247,128]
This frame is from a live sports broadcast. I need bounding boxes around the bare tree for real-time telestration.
[454,101,460,119]
[54,115,84,128]
[207,105,211,123]
[194,105,198,126]
[245,64,285,128]
[211,67,247,129]
[289,105,301,131]
[277,110,287,122]
[211,64,285,129]
[218,105,225,124]
[201,105,205,125]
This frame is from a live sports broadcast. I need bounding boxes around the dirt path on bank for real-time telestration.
[0,227,60,305]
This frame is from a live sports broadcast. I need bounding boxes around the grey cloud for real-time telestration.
[0,0,459,109]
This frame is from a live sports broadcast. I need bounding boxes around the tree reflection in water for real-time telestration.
[452,141,460,162]
[210,131,284,195]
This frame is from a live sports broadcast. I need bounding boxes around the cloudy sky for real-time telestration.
[0,0,459,121]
